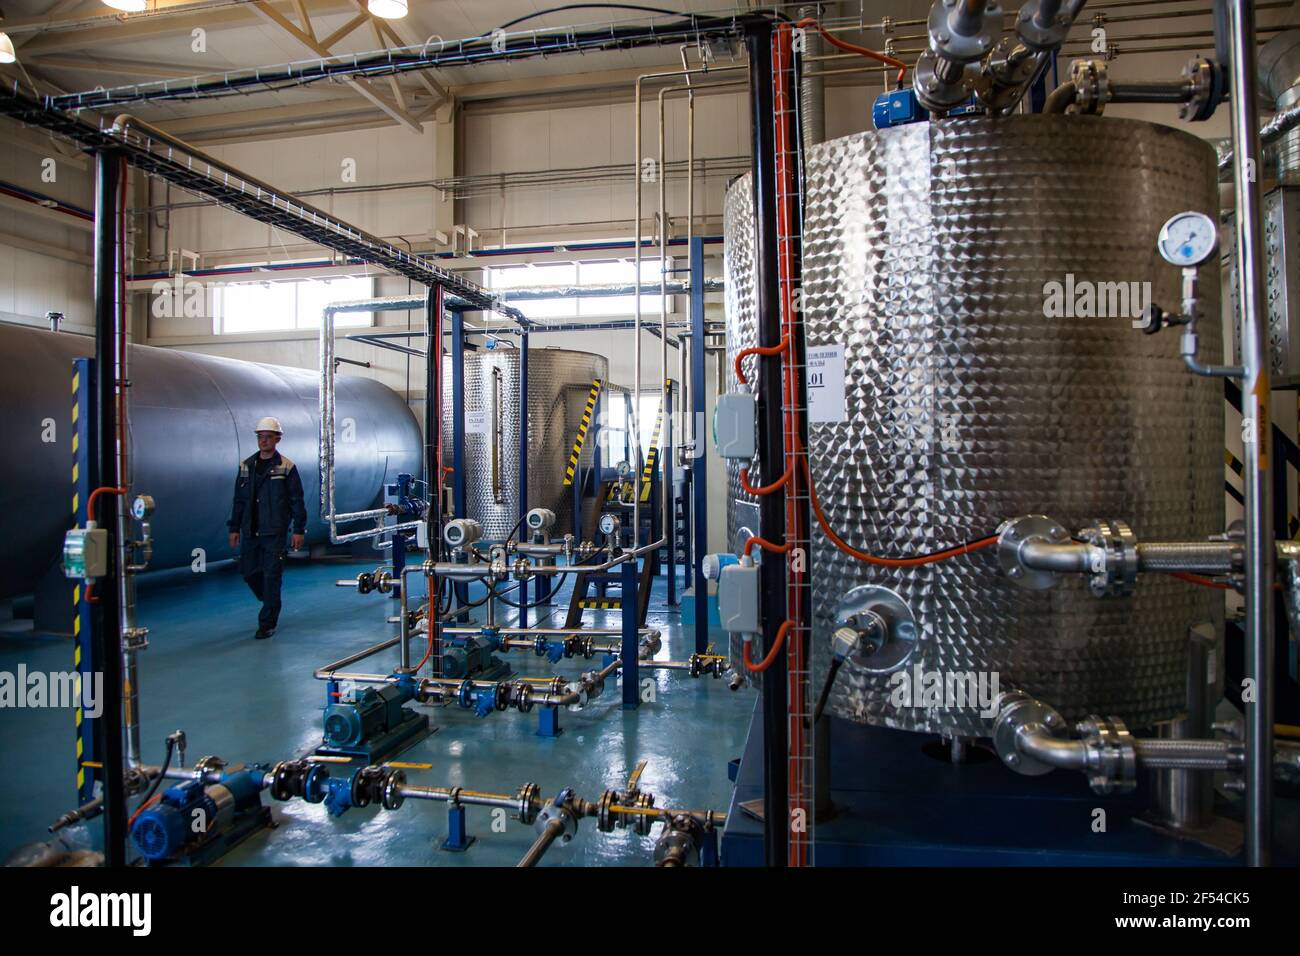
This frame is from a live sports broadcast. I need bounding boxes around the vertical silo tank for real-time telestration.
[728,115,1224,736]
[442,348,608,540]
[0,323,423,599]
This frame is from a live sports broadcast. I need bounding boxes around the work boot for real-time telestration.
[255,627,275,640]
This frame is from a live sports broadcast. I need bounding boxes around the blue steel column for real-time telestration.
[621,556,639,709]
[518,331,530,628]
[689,236,709,655]
[451,312,469,620]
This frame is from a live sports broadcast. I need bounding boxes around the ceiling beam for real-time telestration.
[319,11,367,48]
[248,0,424,134]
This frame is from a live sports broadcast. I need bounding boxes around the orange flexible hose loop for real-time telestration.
[796,18,908,84]
[86,486,126,523]
[742,535,794,558]
[739,463,793,496]
[733,336,789,386]
[743,620,793,673]
[797,452,996,566]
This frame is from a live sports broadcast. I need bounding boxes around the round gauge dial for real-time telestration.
[1157,211,1218,267]
[598,513,620,536]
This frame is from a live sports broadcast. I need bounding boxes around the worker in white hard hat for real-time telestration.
[227,416,307,639]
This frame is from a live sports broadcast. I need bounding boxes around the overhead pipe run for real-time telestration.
[44,14,755,111]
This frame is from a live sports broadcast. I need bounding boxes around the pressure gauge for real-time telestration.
[598,513,621,538]
[131,495,155,520]
[1157,211,1218,267]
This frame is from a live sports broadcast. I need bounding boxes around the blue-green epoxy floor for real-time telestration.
[0,557,754,867]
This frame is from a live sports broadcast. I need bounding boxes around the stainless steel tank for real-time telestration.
[723,175,762,558]
[725,116,1224,735]
[441,348,608,540]
[0,323,423,599]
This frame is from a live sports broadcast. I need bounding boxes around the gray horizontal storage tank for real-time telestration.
[0,323,423,600]
[442,348,608,540]
[725,116,1223,735]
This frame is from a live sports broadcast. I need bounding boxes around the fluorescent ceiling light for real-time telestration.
[0,33,14,65]
[367,0,408,20]
[103,0,148,12]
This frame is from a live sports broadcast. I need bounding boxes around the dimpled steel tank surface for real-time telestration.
[442,348,608,540]
[756,116,1222,737]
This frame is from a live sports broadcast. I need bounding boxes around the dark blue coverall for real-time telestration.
[227,451,307,631]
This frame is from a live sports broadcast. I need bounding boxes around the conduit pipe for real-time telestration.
[1226,0,1275,867]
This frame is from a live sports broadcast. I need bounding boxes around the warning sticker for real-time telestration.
[806,344,846,424]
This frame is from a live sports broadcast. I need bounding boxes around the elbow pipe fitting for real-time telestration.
[994,692,1137,793]
[994,691,1244,793]
[1001,515,1243,594]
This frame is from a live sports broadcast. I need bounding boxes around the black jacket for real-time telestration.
[228,451,308,539]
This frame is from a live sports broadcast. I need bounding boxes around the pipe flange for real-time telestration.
[1077,715,1137,793]
[596,789,617,833]
[929,0,1000,63]
[997,515,1070,589]
[493,682,512,711]
[351,765,384,808]
[516,683,535,713]
[268,759,304,801]
[1078,519,1137,597]
[1179,56,1221,123]
[1069,59,1110,115]
[992,690,1067,776]
[1016,0,1070,51]
[914,51,974,112]
[633,792,657,836]
[381,768,407,811]
[653,815,703,867]
[517,782,540,824]
[834,585,918,673]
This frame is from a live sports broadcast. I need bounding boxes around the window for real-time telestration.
[484,258,671,321]
[213,275,375,334]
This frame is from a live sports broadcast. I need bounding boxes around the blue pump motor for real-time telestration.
[872,88,929,129]
[131,771,263,862]
[323,680,417,748]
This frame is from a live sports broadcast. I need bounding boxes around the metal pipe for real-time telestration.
[633,67,739,551]
[1227,0,1275,867]
[746,18,790,869]
[314,638,400,680]
[1218,101,1300,177]
[518,816,566,867]
[93,148,128,869]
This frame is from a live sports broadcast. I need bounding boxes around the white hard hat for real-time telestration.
[254,416,283,435]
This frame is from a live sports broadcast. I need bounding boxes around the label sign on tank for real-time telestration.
[466,410,488,435]
[805,344,846,424]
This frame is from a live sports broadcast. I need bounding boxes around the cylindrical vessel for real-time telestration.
[722,176,762,556]
[0,323,422,598]
[442,348,608,540]
[726,116,1224,735]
